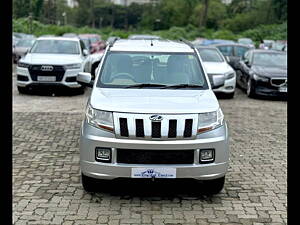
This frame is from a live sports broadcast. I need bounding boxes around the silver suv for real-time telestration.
[77,39,229,195]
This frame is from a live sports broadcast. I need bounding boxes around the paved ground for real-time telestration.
[13,65,287,225]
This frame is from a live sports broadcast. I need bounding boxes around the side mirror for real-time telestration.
[77,72,93,88]
[83,49,89,56]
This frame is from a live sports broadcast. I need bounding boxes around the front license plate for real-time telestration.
[37,76,56,82]
[279,87,287,92]
[131,168,176,178]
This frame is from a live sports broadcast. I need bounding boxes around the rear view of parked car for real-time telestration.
[16,37,90,94]
[237,38,255,48]
[236,49,287,98]
[196,46,236,98]
[13,38,36,63]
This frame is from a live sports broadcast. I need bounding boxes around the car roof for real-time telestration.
[110,39,194,53]
[212,43,252,48]
[36,37,80,41]
[128,34,161,40]
[250,49,286,54]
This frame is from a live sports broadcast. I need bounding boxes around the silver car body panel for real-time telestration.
[80,39,229,181]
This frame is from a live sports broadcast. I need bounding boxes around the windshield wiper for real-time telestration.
[125,83,167,88]
[162,84,203,89]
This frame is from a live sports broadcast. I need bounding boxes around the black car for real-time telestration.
[236,49,287,98]
[212,43,254,71]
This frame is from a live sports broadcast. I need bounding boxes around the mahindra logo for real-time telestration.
[149,115,163,122]
[41,65,53,71]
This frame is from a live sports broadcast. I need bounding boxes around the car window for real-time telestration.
[216,46,233,56]
[16,39,35,47]
[197,48,224,62]
[252,53,287,67]
[31,40,80,54]
[97,52,208,89]
[235,46,249,58]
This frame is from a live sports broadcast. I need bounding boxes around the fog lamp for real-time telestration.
[200,149,215,163]
[95,147,111,162]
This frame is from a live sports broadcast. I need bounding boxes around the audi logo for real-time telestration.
[149,115,163,122]
[41,65,54,71]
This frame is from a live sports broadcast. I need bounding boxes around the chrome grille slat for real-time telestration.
[113,113,198,140]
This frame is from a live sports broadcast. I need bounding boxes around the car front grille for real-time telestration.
[28,65,65,82]
[116,149,194,164]
[114,113,198,140]
[270,78,287,87]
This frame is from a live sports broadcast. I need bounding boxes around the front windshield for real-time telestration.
[30,40,80,54]
[198,48,224,62]
[16,39,35,47]
[97,52,208,89]
[253,53,287,67]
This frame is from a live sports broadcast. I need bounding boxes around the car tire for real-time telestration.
[203,176,225,195]
[246,78,256,98]
[224,92,235,99]
[17,86,29,94]
[81,173,99,192]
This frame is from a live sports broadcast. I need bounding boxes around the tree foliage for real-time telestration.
[13,0,287,38]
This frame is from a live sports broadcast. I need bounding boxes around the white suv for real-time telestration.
[16,37,89,94]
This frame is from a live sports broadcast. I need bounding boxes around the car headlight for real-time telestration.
[225,71,235,79]
[64,63,82,70]
[17,62,30,68]
[253,74,269,82]
[86,104,114,132]
[198,108,224,133]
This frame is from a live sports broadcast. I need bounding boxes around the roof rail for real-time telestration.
[179,38,195,50]
[109,37,120,47]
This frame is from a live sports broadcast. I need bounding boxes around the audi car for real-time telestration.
[16,37,90,94]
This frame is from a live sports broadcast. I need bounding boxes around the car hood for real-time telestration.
[252,65,287,77]
[22,53,82,65]
[90,88,219,114]
[202,62,233,75]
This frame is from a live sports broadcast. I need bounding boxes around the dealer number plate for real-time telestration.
[131,168,176,178]
[37,76,56,82]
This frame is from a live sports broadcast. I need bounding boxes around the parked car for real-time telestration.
[62,33,78,38]
[236,49,287,98]
[237,38,255,48]
[212,43,255,71]
[271,40,287,51]
[201,39,235,46]
[79,34,106,54]
[196,46,236,98]
[263,40,275,50]
[128,34,161,40]
[192,37,206,46]
[16,37,90,94]
[13,38,36,63]
[76,39,229,195]
[106,36,120,45]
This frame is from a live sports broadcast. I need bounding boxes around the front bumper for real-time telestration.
[16,66,82,88]
[213,76,236,94]
[80,120,229,181]
[253,80,287,97]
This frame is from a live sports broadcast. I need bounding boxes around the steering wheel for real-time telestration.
[111,72,136,82]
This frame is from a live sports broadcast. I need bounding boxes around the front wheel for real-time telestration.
[246,78,256,98]
[17,86,29,94]
[82,173,107,192]
[224,92,235,99]
[203,176,225,195]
